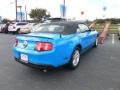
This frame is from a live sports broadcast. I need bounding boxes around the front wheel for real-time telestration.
[67,47,80,70]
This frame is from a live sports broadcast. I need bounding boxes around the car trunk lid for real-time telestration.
[15,33,60,50]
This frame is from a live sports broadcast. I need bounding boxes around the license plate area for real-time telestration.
[20,54,28,63]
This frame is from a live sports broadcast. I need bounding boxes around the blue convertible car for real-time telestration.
[13,21,98,69]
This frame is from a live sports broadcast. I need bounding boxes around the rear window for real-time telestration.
[33,23,78,34]
[17,23,27,25]
[9,23,15,26]
[34,25,64,34]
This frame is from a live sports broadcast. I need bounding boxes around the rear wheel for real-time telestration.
[67,47,80,70]
[5,29,8,33]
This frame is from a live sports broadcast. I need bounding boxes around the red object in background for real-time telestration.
[15,39,18,47]
[98,21,111,44]
[81,11,84,15]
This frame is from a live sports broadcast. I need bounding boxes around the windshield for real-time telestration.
[33,25,64,34]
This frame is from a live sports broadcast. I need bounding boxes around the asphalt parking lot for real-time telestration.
[0,33,120,90]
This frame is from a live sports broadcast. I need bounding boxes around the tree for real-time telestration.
[2,18,11,24]
[29,8,50,22]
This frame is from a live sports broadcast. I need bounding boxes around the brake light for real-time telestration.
[14,39,18,47]
[35,42,53,51]
[13,26,16,29]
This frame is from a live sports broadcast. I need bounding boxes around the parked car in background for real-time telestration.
[0,24,3,32]
[1,23,10,33]
[0,24,5,33]
[13,21,98,70]
[31,23,42,32]
[19,23,37,34]
[8,22,28,34]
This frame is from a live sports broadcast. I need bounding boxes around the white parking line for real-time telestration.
[112,34,115,44]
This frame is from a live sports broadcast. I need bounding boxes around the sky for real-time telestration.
[0,0,120,20]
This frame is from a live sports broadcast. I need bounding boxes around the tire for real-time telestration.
[93,38,98,47]
[119,37,120,40]
[5,29,8,34]
[12,32,16,34]
[18,30,21,34]
[17,29,20,34]
[67,47,80,70]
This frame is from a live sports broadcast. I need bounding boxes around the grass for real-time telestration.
[95,24,119,34]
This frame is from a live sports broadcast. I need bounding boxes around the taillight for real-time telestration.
[14,39,18,47]
[13,26,16,29]
[35,42,53,51]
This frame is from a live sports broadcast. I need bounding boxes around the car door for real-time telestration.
[89,28,98,44]
[77,24,92,50]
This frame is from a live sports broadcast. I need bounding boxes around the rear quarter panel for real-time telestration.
[55,31,98,64]
[54,34,80,64]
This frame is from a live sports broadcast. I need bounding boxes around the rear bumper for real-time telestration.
[14,57,55,69]
[13,47,69,68]
[8,29,17,32]
[20,29,30,34]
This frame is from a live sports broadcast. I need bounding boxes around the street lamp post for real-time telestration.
[63,0,65,17]
[63,0,66,17]
[25,5,27,21]
[63,0,65,6]
[19,6,22,21]
[15,0,17,21]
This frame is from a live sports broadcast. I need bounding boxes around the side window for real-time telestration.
[76,28,81,33]
[78,24,89,32]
